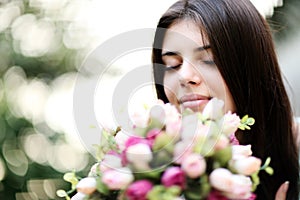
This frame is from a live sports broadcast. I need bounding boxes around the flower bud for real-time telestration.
[181,154,206,178]
[76,177,97,195]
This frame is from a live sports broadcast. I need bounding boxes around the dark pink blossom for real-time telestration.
[125,180,153,200]
[161,166,185,189]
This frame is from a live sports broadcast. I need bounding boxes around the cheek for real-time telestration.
[163,74,179,104]
[224,85,236,112]
[205,72,236,112]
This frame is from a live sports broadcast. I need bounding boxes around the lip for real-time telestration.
[179,94,211,110]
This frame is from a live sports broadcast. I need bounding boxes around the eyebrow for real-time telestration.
[194,45,211,52]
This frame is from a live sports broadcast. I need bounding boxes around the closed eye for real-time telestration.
[202,60,215,65]
[164,64,182,71]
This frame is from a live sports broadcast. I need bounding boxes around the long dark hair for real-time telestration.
[152,0,299,199]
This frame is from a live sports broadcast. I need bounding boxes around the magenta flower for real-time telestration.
[207,189,228,200]
[124,136,150,149]
[125,180,153,200]
[161,166,185,189]
[146,128,162,146]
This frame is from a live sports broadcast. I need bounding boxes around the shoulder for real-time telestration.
[293,117,300,150]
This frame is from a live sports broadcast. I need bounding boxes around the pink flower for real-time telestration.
[99,153,123,172]
[209,168,233,192]
[165,121,181,141]
[223,174,253,199]
[146,128,162,146]
[229,156,261,176]
[71,192,86,200]
[115,131,131,151]
[161,166,185,189]
[126,143,153,170]
[220,111,240,136]
[173,141,193,164]
[207,190,228,200]
[214,134,230,150]
[181,113,209,141]
[76,177,97,195]
[229,133,240,145]
[130,106,150,128]
[102,168,134,190]
[125,180,153,200]
[181,153,206,178]
[231,145,252,159]
[125,137,150,149]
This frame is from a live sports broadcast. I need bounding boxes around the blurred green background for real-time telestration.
[0,0,299,199]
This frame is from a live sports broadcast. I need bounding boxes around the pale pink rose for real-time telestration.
[125,137,150,149]
[71,192,86,200]
[173,141,193,164]
[213,134,230,150]
[76,177,97,195]
[181,153,206,178]
[165,121,181,142]
[130,106,150,128]
[163,103,181,124]
[161,166,186,189]
[229,156,261,176]
[202,98,224,120]
[220,111,240,136]
[126,143,152,170]
[229,133,240,145]
[100,154,122,172]
[223,174,252,199]
[102,168,134,190]
[115,131,131,151]
[231,145,252,159]
[125,180,153,200]
[209,168,233,192]
[181,114,209,142]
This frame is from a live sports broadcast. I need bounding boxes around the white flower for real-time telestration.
[231,145,252,159]
[76,177,97,195]
[71,192,86,200]
[129,105,150,128]
[202,98,224,120]
[102,168,134,190]
[181,153,206,178]
[115,130,130,151]
[219,111,240,136]
[209,168,233,192]
[223,174,252,199]
[100,154,122,171]
[126,143,152,170]
[229,156,261,176]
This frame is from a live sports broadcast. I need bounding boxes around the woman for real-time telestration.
[152,0,299,199]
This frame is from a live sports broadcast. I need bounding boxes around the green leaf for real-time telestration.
[251,172,260,191]
[246,117,255,125]
[265,167,274,175]
[63,172,79,190]
[241,115,249,123]
[96,177,109,195]
[212,146,232,167]
[56,190,68,197]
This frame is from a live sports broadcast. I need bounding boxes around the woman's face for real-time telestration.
[161,20,236,113]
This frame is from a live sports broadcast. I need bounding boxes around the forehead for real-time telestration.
[162,20,207,50]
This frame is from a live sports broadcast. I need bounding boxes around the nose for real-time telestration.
[178,60,201,87]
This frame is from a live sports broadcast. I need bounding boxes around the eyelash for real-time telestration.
[164,60,215,71]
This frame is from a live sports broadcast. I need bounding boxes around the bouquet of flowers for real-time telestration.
[57,98,273,200]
